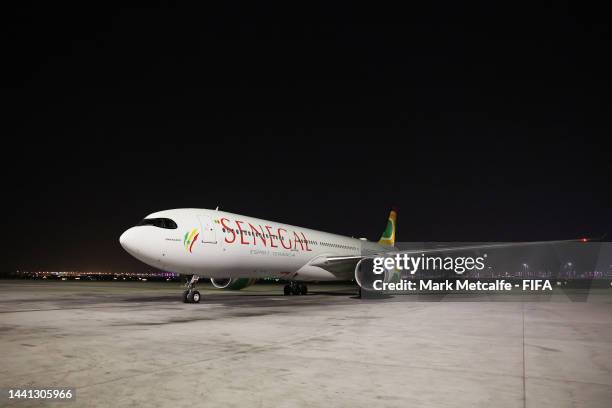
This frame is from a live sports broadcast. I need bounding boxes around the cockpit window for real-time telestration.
[136,218,178,229]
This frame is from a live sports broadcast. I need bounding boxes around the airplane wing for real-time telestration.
[307,256,362,279]
[310,237,594,275]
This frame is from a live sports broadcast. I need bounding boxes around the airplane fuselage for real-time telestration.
[120,208,388,281]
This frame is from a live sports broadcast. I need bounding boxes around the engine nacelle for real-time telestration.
[210,277,257,290]
[354,258,399,291]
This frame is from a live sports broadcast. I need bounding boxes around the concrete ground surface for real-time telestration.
[0,280,611,408]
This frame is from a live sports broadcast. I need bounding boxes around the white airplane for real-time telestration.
[120,208,398,302]
[119,208,590,303]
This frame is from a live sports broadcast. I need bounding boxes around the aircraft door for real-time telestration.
[198,215,217,244]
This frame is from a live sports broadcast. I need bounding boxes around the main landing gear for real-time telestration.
[183,275,201,303]
[284,282,307,296]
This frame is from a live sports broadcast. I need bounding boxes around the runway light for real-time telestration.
[581,238,588,243]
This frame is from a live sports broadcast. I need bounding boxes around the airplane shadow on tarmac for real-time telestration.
[119,290,360,306]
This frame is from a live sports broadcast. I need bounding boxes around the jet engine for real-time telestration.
[354,258,399,291]
[210,278,257,290]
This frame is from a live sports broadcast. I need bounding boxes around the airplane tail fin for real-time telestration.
[378,208,397,247]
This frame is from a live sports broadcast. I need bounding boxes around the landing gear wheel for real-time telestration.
[284,282,307,295]
[183,275,201,303]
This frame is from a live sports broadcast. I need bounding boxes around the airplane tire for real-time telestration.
[283,285,291,296]
[299,284,307,295]
[182,290,190,303]
[191,290,201,303]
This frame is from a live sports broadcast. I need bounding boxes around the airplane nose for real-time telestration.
[119,228,137,253]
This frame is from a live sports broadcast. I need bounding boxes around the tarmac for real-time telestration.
[0,280,611,407]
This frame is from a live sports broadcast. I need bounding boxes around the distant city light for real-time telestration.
[10,270,181,282]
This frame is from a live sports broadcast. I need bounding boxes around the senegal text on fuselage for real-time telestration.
[220,218,313,252]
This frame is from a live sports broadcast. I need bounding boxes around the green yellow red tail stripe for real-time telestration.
[378,209,397,247]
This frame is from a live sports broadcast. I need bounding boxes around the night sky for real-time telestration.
[3,2,609,273]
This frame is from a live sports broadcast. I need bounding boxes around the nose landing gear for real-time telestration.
[183,275,201,303]
[283,281,307,296]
